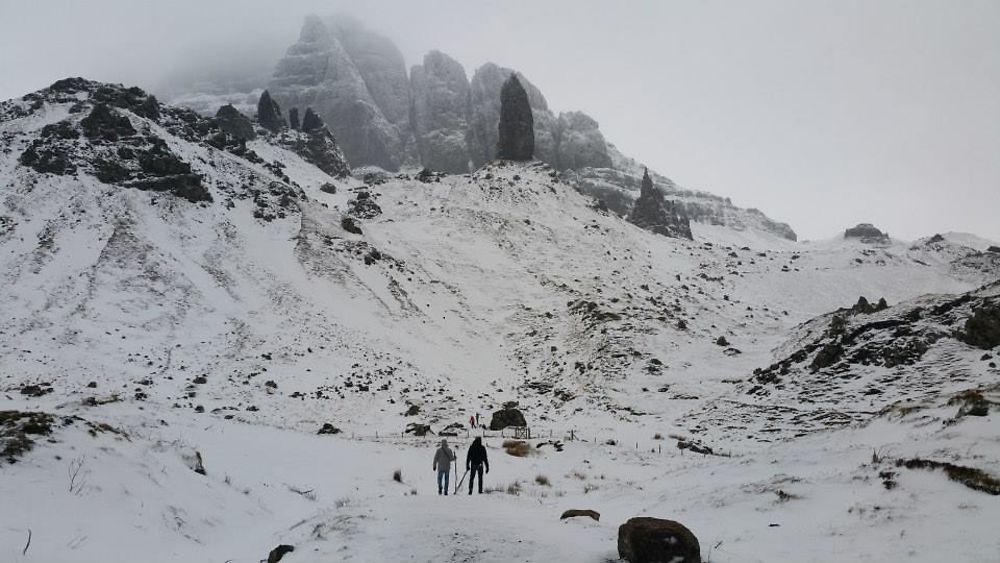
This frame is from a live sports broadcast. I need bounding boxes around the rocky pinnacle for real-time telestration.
[496,75,534,161]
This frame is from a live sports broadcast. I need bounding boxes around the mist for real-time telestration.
[1,0,998,241]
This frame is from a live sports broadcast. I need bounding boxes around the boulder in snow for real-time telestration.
[560,509,600,521]
[489,406,526,430]
[617,517,701,563]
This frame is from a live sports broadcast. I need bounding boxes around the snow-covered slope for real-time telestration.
[2,80,999,562]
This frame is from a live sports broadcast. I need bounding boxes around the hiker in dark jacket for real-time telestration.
[466,436,489,494]
[433,439,456,495]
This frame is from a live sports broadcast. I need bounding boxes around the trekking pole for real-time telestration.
[455,464,470,495]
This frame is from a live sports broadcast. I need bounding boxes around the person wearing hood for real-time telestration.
[466,436,489,494]
[433,439,457,495]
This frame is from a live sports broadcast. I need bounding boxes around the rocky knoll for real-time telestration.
[845,222,890,243]
[272,110,351,178]
[215,104,256,141]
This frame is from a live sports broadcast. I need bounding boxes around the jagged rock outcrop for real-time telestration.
[628,169,692,240]
[276,110,350,178]
[845,223,890,243]
[409,50,472,173]
[257,90,286,133]
[15,79,214,203]
[269,15,409,171]
[301,107,324,132]
[496,75,534,161]
[215,104,255,141]
[565,153,798,241]
[288,107,300,130]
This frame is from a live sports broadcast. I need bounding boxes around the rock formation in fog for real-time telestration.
[257,90,286,133]
[409,50,472,173]
[215,104,255,141]
[301,107,324,132]
[269,15,410,171]
[496,75,534,161]
[844,223,890,243]
[268,18,612,173]
[180,15,797,240]
[628,168,693,240]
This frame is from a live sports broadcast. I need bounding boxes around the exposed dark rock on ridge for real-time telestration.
[845,223,890,243]
[13,79,213,203]
[301,107,324,132]
[215,104,256,141]
[496,75,534,161]
[628,168,692,240]
[257,90,286,133]
[273,109,350,178]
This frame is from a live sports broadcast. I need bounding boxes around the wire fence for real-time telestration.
[341,425,690,457]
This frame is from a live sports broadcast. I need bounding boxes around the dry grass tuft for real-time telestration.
[503,440,531,457]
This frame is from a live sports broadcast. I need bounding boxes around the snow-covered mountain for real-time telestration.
[2,79,999,562]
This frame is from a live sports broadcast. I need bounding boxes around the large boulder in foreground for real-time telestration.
[618,517,701,563]
[496,74,534,161]
[489,406,526,430]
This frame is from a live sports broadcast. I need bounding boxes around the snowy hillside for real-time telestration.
[1,80,999,562]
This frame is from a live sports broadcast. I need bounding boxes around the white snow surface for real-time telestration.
[1,90,999,563]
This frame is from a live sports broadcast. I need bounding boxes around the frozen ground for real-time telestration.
[1,83,998,562]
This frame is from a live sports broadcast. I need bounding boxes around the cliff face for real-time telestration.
[172,15,796,240]
[269,15,409,171]
[409,51,472,173]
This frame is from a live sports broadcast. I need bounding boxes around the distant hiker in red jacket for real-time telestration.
[469,415,475,429]
[466,436,489,494]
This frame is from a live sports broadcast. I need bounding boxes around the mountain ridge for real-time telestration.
[2,77,1000,562]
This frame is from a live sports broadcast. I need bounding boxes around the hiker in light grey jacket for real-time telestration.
[433,439,457,495]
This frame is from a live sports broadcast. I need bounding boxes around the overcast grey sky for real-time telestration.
[2,0,998,242]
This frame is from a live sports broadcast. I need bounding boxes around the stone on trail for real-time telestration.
[617,517,701,563]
